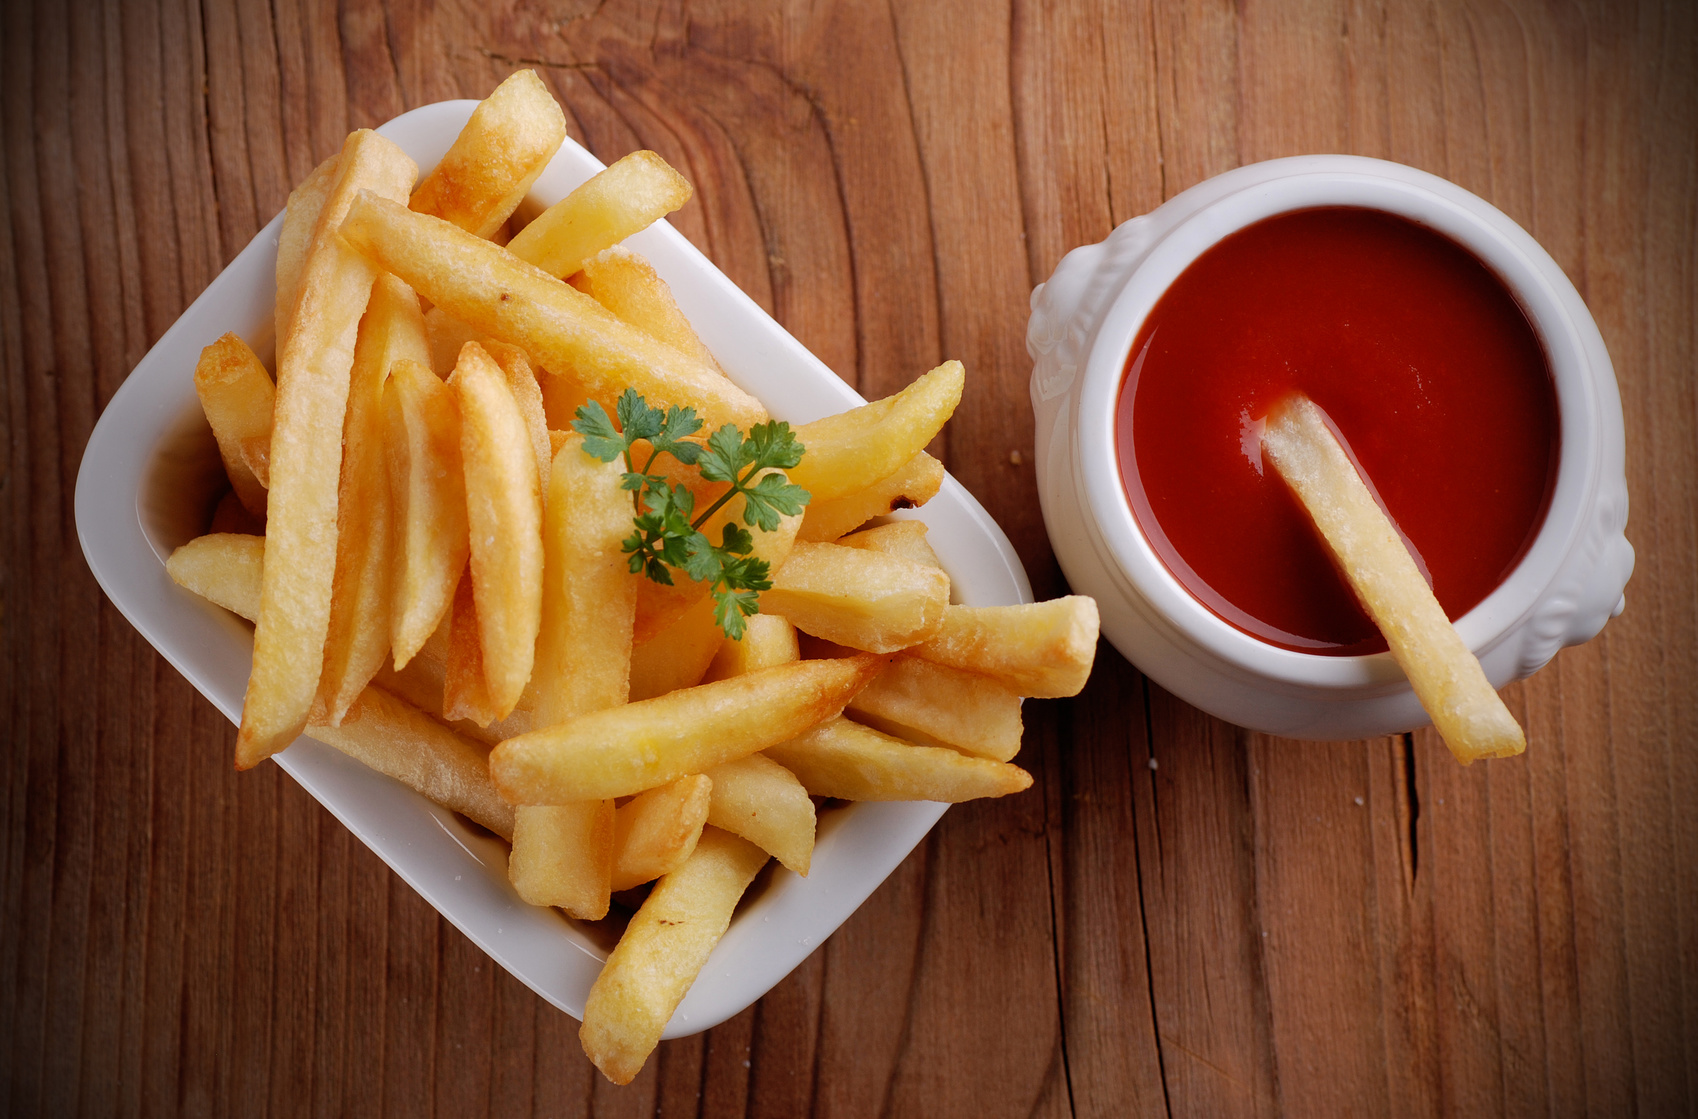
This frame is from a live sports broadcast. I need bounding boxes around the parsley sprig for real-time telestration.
[573,389,810,639]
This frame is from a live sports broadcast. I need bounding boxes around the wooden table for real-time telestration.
[5,1,1694,1114]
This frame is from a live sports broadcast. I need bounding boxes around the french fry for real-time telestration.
[492,654,887,803]
[275,154,338,347]
[409,69,566,239]
[759,542,949,653]
[239,129,417,768]
[695,613,814,873]
[482,341,552,496]
[702,613,801,683]
[836,520,943,571]
[443,571,498,725]
[580,827,769,1085]
[166,533,265,621]
[453,342,544,718]
[766,716,1032,802]
[508,150,691,279]
[424,306,487,376]
[628,594,723,702]
[702,752,814,875]
[318,273,431,724]
[194,333,275,514]
[385,357,470,669]
[309,685,515,840]
[912,598,1100,699]
[788,361,963,502]
[610,774,713,891]
[1261,394,1525,762]
[338,193,767,432]
[846,655,1023,762]
[373,611,449,716]
[797,452,945,543]
[540,369,591,430]
[509,801,616,920]
[526,433,637,726]
[508,432,638,918]
[571,245,723,372]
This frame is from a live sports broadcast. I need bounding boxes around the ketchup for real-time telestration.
[1117,207,1558,655]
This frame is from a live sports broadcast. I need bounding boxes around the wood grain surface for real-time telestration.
[4,0,1695,1114]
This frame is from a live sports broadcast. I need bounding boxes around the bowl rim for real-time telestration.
[74,99,1033,1036]
[1072,163,1599,690]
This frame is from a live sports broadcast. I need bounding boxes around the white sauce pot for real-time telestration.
[1029,155,1633,739]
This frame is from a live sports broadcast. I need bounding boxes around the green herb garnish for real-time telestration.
[572,389,810,639]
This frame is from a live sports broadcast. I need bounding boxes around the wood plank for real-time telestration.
[1051,653,1168,1118]
[1136,689,1277,1117]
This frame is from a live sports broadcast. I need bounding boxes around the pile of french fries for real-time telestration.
[167,72,1100,1084]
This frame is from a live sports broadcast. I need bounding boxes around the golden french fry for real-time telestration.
[611,774,713,891]
[509,800,615,919]
[275,153,338,347]
[318,273,431,725]
[788,361,963,502]
[846,655,1023,762]
[194,333,275,515]
[580,827,768,1085]
[451,705,535,749]
[702,613,801,683]
[571,245,723,372]
[703,752,814,875]
[308,685,515,840]
[377,613,533,753]
[452,342,544,718]
[481,340,552,496]
[628,594,723,702]
[492,654,887,803]
[240,130,418,768]
[766,716,1032,802]
[1262,394,1525,763]
[167,533,265,621]
[443,571,498,725]
[836,520,943,571]
[410,69,566,239]
[693,612,815,873]
[373,609,448,716]
[424,306,486,376]
[508,151,691,279]
[338,193,766,432]
[527,433,637,725]
[797,452,945,543]
[759,541,949,653]
[540,369,591,430]
[385,357,470,669]
[508,432,638,917]
[912,598,1100,699]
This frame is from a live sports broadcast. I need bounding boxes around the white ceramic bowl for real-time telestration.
[1029,155,1632,740]
[76,100,1032,1034]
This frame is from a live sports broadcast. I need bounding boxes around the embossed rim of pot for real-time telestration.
[1028,155,1633,740]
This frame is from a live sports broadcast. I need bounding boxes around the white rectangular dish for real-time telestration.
[75,100,1032,1035]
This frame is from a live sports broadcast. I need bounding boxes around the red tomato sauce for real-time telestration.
[1117,207,1558,655]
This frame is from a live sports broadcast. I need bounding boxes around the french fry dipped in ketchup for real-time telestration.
[1261,393,1526,763]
